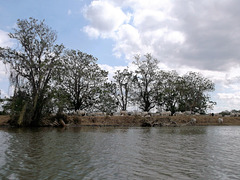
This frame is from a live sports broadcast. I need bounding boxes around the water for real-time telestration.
[0,126,240,180]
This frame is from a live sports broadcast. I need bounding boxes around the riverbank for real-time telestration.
[0,115,10,126]
[1,115,240,127]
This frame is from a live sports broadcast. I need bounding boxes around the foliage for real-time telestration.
[94,82,118,114]
[59,49,108,112]
[0,17,64,126]
[131,54,159,112]
[155,71,216,114]
[113,68,133,111]
[155,70,181,114]
[178,72,215,113]
[219,110,230,116]
[0,17,217,126]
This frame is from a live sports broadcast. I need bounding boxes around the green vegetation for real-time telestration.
[0,18,216,126]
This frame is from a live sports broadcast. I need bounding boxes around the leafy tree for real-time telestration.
[220,110,230,116]
[0,18,64,126]
[178,72,216,113]
[113,68,133,111]
[94,82,118,114]
[155,70,181,114]
[132,54,159,112]
[59,49,108,111]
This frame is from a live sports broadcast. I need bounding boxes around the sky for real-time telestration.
[1,0,240,113]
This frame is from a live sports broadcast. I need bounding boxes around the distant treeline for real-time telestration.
[0,18,215,126]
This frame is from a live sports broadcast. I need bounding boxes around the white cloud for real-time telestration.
[164,30,185,44]
[83,0,186,63]
[99,64,128,81]
[83,0,240,112]
[0,62,9,81]
[83,0,130,38]
[83,0,240,71]
[0,29,12,82]
[0,30,13,48]
[113,24,143,59]
[127,0,173,12]
[0,62,11,99]
[83,26,100,39]
[218,92,240,100]
[133,9,170,29]
[0,29,13,98]
[216,92,240,111]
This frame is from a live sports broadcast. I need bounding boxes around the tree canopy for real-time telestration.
[113,68,133,111]
[0,18,216,126]
[131,54,159,112]
[58,49,108,112]
[0,18,64,126]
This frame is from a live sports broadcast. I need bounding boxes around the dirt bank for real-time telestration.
[81,115,240,126]
[40,115,240,127]
[1,115,240,127]
[0,115,10,126]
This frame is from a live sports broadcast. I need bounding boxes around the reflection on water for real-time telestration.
[0,126,240,179]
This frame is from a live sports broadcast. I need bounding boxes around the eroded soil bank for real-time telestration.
[1,115,240,127]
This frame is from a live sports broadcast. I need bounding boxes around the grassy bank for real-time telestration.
[1,115,240,127]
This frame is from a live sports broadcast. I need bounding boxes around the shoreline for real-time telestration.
[1,115,240,127]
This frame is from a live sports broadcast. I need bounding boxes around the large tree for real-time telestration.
[132,54,159,112]
[94,82,118,114]
[113,68,133,111]
[0,18,64,126]
[178,72,216,113]
[59,49,108,112]
[155,70,181,114]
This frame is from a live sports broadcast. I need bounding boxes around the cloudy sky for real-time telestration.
[1,0,240,112]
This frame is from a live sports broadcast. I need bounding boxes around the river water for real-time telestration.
[0,126,240,180]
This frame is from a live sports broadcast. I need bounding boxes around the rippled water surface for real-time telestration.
[0,126,240,180]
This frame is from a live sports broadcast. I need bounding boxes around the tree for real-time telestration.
[0,18,64,126]
[113,68,133,111]
[155,70,181,114]
[178,72,216,113]
[59,49,108,112]
[132,54,159,112]
[94,82,118,114]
